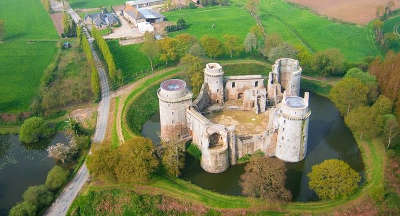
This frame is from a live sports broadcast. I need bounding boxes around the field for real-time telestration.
[256,0,380,62]
[383,15,400,34]
[68,0,125,9]
[0,0,58,113]
[286,0,399,25]
[164,6,256,41]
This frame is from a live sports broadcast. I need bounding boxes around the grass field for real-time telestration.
[0,0,58,113]
[383,15,400,34]
[255,0,380,62]
[164,6,256,41]
[69,0,125,9]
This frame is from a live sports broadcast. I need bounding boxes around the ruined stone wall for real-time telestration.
[224,76,265,101]
[204,63,224,104]
[271,58,302,97]
[192,83,210,112]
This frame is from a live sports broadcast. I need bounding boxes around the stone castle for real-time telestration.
[157,58,311,173]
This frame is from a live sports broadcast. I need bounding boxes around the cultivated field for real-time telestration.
[257,0,380,62]
[286,0,399,25]
[0,0,58,113]
[164,6,256,40]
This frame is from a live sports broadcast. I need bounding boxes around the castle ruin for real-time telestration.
[158,58,311,173]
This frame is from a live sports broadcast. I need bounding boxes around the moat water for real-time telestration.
[141,92,365,201]
[0,133,68,215]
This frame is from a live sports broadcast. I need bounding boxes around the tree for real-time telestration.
[295,45,313,74]
[175,33,197,57]
[158,37,179,65]
[177,18,186,30]
[308,159,360,200]
[200,35,224,59]
[180,54,203,95]
[62,12,76,37]
[345,68,379,103]
[267,42,297,62]
[189,43,206,57]
[240,156,292,201]
[329,77,369,116]
[223,34,243,58]
[87,145,119,181]
[47,141,78,163]
[384,114,400,149]
[23,185,53,209]
[20,117,55,144]
[161,141,185,177]
[345,106,380,140]
[372,19,384,45]
[45,166,69,191]
[115,137,159,183]
[141,32,159,72]
[372,95,393,115]
[9,201,37,216]
[312,49,344,76]
[244,32,257,54]
[384,32,400,50]
[246,0,260,16]
[263,33,283,56]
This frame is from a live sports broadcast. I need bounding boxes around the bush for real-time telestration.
[9,201,37,216]
[75,135,91,150]
[312,49,344,76]
[23,185,53,210]
[45,166,70,191]
[165,18,187,33]
[19,117,55,144]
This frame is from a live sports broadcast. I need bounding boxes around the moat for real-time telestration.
[142,92,365,202]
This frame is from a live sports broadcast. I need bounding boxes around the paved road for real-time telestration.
[44,8,110,216]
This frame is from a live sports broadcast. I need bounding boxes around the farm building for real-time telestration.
[125,0,164,8]
[123,6,164,26]
[84,9,119,29]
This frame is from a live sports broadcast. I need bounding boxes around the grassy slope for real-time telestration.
[383,15,400,33]
[256,0,379,62]
[0,0,58,112]
[164,6,256,41]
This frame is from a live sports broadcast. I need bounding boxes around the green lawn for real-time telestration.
[256,0,379,62]
[164,6,256,41]
[0,0,58,112]
[69,0,125,9]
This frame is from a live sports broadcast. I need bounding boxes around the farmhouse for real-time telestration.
[158,59,311,173]
[123,6,164,25]
[125,0,164,8]
[84,9,119,29]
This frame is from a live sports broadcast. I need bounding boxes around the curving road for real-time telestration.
[44,8,110,216]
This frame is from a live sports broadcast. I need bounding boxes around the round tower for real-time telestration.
[275,93,310,162]
[158,79,193,142]
[204,63,224,104]
[272,58,302,96]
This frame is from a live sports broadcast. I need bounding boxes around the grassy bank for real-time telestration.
[0,0,59,112]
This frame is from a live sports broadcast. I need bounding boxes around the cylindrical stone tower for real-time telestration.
[272,58,302,96]
[275,93,310,162]
[204,63,224,104]
[158,79,193,142]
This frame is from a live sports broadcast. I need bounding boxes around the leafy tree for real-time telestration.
[87,145,120,181]
[189,42,206,57]
[223,34,243,58]
[329,77,369,116]
[80,30,100,100]
[384,114,400,149]
[295,45,313,74]
[161,141,185,177]
[200,35,224,59]
[312,49,344,76]
[308,159,360,200]
[45,166,69,191]
[180,54,203,95]
[267,42,297,62]
[345,67,379,103]
[263,33,283,57]
[177,18,186,29]
[240,156,292,201]
[371,95,393,115]
[23,185,53,209]
[62,12,76,37]
[158,37,179,65]
[115,137,159,183]
[9,201,37,216]
[244,32,257,54]
[345,106,380,140]
[175,33,197,57]
[141,32,159,72]
[19,117,55,144]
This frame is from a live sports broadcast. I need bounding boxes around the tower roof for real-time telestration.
[161,79,186,91]
[285,96,305,108]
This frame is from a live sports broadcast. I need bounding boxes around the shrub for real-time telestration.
[308,159,360,200]
[312,49,345,76]
[9,201,37,216]
[87,145,120,181]
[45,166,70,191]
[23,185,53,209]
[19,117,55,144]
[267,42,297,62]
